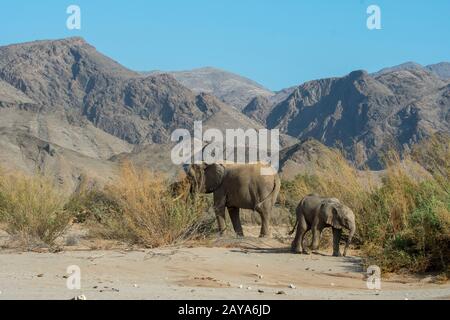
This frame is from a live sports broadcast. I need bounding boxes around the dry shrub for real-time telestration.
[65,187,118,224]
[0,171,71,247]
[410,132,450,186]
[361,171,450,274]
[281,136,450,274]
[72,162,213,247]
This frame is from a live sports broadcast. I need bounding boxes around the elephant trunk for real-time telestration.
[343,222,355,257]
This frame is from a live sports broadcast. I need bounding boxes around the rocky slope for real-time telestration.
[265,68,449,169]
[0,38,234,145]
[426,62,450,80]
[373,61,450,80]
[0,38,262,190]
[151,67,274,110]
[1,36,448,187]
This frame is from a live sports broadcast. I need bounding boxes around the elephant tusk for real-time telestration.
[172,194,183,202]
[172,189,189,202]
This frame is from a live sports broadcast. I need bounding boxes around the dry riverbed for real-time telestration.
[0,228,449,300]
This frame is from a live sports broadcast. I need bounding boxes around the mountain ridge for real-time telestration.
[0,36,449,189]
[145,66,274,110]
[263,68,449,168]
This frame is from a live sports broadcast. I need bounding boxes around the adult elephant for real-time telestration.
[291,194,356,256]
[186,162,280,238]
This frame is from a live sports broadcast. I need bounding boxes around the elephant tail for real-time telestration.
[289,219,298,235]
[289,198,305,235]
[254,175,281,211]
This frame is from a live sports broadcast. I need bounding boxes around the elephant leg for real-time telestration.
[228,207,244,237]
[215,206,226,235]
[300,227,311,254]
[213,190,227,235]
[256,204,271,238]
[332,228,342,257]
[292,214,309,254]
[311,227,322,253]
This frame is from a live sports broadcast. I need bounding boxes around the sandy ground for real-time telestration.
[0,227,449,300]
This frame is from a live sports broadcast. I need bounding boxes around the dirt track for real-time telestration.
[0,233,449,300]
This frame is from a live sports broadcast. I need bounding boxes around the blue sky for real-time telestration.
[1,0,449,90]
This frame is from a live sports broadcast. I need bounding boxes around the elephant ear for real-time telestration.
[321,202,343,229]
[204,163,225,193]
[188,164,206,193]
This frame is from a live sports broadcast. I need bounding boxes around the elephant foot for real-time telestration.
[311,250,320,255]
[332,252,342,257]
[218,230,226,237]
[259,234,269,238]
[302,250,310,255]
[236,232,244,238]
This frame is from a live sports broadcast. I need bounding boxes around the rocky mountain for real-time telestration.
[0,37,262,190]
[0,38,233,144]
[265,68,449,169]
[426,62,450,80]
[373,61,450,80]
[150,67,274,110]
[371,62,424,77]
[242,95,272,124]
[242,86,298,125]
[0,79,35,107]
[1,36,448,188]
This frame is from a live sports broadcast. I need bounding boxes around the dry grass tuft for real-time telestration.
[68,162,214,248]
[0,171,71,247]
[281,135,450,274]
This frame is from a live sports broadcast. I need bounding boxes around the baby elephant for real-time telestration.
[290,194,355,256]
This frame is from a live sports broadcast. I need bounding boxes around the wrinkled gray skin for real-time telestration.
[187,163,281,237]
[291,194,356,256]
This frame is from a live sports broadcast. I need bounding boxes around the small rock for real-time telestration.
[71,295,87,300]
[329,269,332,272]
[256,264,261,268]
[330,283,335,286]
[133,284,138,288]
[258,274,263,279]
[289,284,296,289]
[238,284,243,289]
[191,289,195,293]
[258,289,264,293]
[404,297,409,300]
[36,274,44,278]
[276,290,286,295]
[112,288,120,292]
[247,286,252,290]
[305,267,309,270]
[93,286,98,289]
